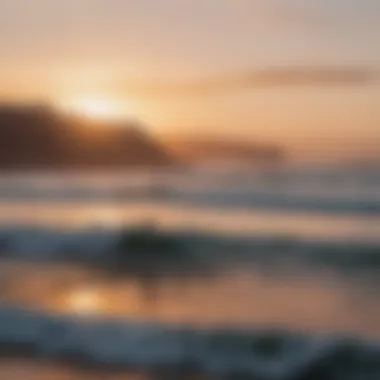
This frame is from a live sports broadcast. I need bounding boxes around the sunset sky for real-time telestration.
[1,0,379,160]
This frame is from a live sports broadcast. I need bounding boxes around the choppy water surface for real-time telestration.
[0,165,379,379]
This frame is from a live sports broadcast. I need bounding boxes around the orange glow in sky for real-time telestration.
[0,0,379,160]
[60,95,132,120]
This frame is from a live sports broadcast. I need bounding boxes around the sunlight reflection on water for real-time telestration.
[1,261,379,339]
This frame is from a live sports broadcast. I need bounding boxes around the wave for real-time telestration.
[0,226,380,279]
[171,190,380,216]
[0,183,379,216]
[0,306,378,379]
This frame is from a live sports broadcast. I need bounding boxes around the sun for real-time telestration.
[61,95,129,120]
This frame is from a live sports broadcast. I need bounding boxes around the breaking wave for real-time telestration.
[0,226,379,278]
[0,306,378,379]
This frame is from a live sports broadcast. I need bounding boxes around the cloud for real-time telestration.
[231,0,329,30]
[119,66,377,98]
[232,0,380,35]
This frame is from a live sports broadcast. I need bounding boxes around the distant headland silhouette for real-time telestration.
[0,103,285,170]
[0,103,173,170]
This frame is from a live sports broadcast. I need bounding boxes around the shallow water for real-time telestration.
[0,260,378,339]
[0,231,378,340]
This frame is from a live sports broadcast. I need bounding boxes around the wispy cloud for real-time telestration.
[119,66,377,98]
[233,0,380,35]
[231,0,331,31]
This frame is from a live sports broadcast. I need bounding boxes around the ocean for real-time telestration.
[0,163,379,379]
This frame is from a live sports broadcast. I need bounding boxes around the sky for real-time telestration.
[0,0,380,161]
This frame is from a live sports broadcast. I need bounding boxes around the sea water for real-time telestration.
[0,163,379,379]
